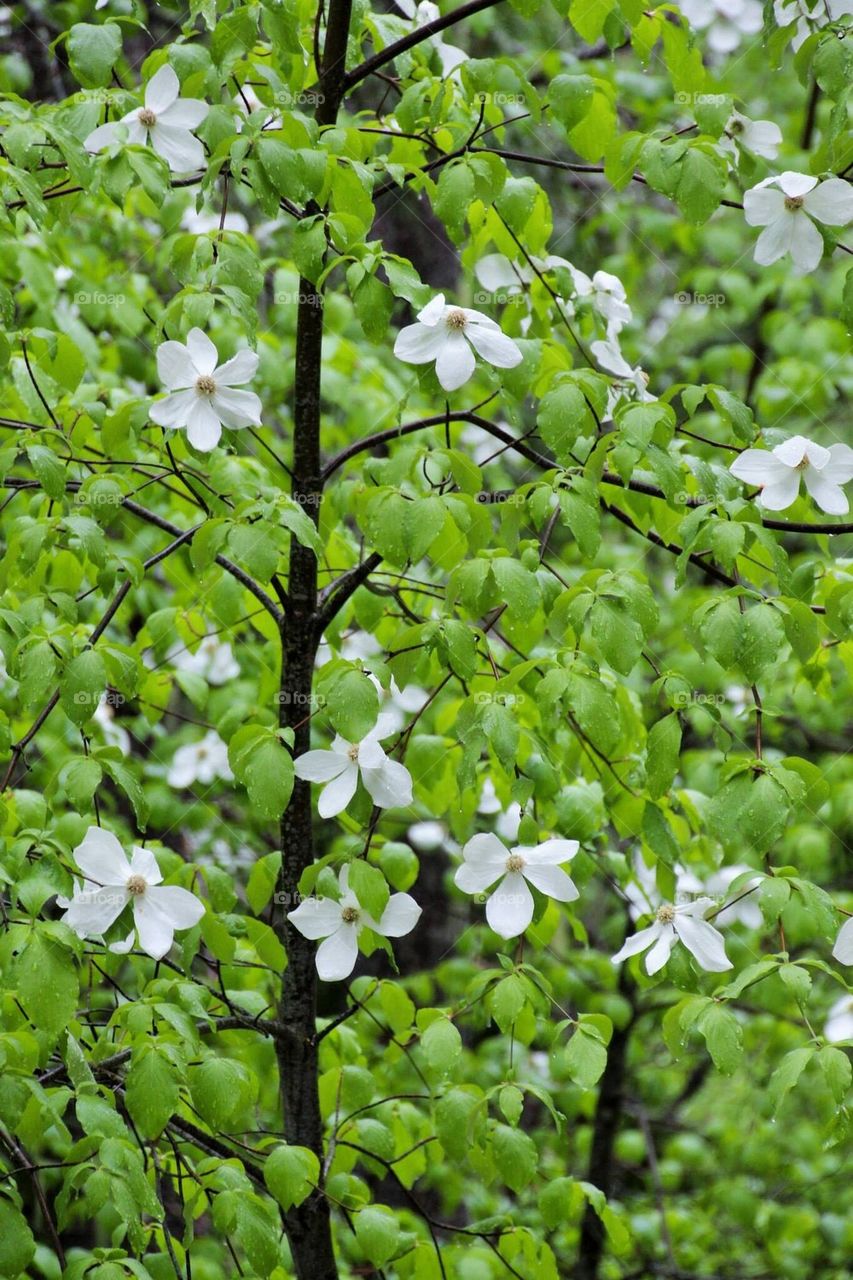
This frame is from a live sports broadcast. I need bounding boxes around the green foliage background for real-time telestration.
[0,1,851,1278]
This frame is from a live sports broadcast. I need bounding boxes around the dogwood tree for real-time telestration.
[0,2,851,1280]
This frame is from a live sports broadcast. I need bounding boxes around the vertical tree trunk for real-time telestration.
[576,973,634,1280]
[273,6,353,1278]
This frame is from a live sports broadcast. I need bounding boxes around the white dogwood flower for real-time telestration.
[720,111,782,161]
[150,329,262,452]
[591,338,654,402]
[568,266,632,337]
[832,916,853,965]
[94,695,130,756]
[730,435,853,514]
[288,864,421,980]
[394,0,467,76]
[60,827,204,960]
[454,833,579,938]
[394,293,522,391]
[743,172,853,274]
[612,897,733,974]
[85,65,208,173]
[774,0,853,52]
[824,994,853,1042]
[474,252,572,298]
[294,712,413,818]
[168,730,233,788]
[171,634,240,685]
[680,0,763,52]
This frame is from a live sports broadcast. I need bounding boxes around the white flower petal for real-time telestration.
[129,846,162,886]
[802,468,849,515]
[772,435,811,467]
[673,915,732,972]
[416,293,446,326]
[393,321,448,364]
[435,331,476,391]
[62,887,128,938]
[185,328,218,375]
[645,924,676,975]
[316,924,359,980]
[361,758,414,809]
[376,892,421,937]
[84,122,123,154]
[791,215,826,274]
[612,922,662,964]
[145,65,180,114]
[729,449,792,484]
[753,213,798,266]
[825,443,853,484]
[215,349,259,387]
[150,388,198,430]
[318,763,359,817]
[294,749,348,782]
[211,387,262,429]
[133,893,177,959]
[485,872,534,938]
[73,826,131,885]
[743,185,785,228]
[474,254,524,292]
[159,97,209,130]
[520,838,579,866]
[522,863,579,903]
[156,339,197,390]
[803,178,853,226]
[150,123,206,172]
[835,918,853,964]
[776,171,819,199]
[109,929,136,954]
[185,398,224,452]
[146,884,204,930]
[289,897,345,940]
[464,323,523,370]
[757,470,801,511]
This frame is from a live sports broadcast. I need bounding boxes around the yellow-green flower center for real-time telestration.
[138,108,157,128]
[127,875,147,896]
[506,853,525,873]
[195,374,216,395]
[446,308,467,330]
[656,903,676,924]
[784,195,804,212]
[341,906,360,924]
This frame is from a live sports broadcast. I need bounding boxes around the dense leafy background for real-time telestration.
[0,1,852,1279]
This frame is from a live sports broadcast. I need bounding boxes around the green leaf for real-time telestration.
[325,667,380,741]
[16,933,79,1039]
[696,1004,743,1075]
[101,757,149,829]
[0,1198,36,1278]
[188,1057,256,1128]
[228,725,294,820]
[355,1208,401,1268]
[564,1025,608,1089]
[67,22,123,87]
[645,713,681,799]
[26,445,66,500]
[126,1045,180,1139]
[433,162,475,238]
[264,1144,320,1211]
[421,1017,462,1078]
[818,1045,852,1103]
[492,1123,538,1191]
[348,859,390,921]
[61,649,106,727]
[768,1046,814,1115]
[537,383,589,463]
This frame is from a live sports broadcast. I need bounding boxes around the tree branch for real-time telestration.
[343,0,506,92]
